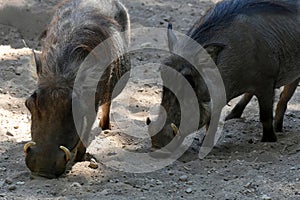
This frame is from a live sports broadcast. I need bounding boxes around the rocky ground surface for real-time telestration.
[0,0,299,199]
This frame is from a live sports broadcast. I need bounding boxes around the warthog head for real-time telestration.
[148,24,214,151]
[23,52,88,179]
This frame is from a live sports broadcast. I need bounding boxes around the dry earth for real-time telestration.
[0,0,299,199]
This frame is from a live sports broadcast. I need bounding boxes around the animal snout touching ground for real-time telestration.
[24,141,73,178]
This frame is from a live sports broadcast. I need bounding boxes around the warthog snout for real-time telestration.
[24,141,73,178]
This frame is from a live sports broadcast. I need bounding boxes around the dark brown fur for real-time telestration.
[150,0,299,149]
[24,0,130,178]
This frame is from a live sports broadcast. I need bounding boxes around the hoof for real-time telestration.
[100,122,111,130]
[225,113,241,121]
[274,123,283,133]
[261,135,277,142]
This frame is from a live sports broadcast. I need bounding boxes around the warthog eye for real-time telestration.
[25,91,37,111]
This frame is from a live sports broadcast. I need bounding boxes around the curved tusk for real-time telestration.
[59,146,71,162]
[23,141,36,156]
[171,123,179,136]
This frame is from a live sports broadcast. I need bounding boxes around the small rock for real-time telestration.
[13,125,19,129]
[183,166,191,171]
[5,178,13,185]
[186,181,193,185]
[179,175,188,182]
[8,185,16,191]
[223,178,229,181]
[0,193,6,197]
[244,182,253,188]
[0,167,7,172]
[162,14,171,22]
[168,171,174,176]
[15,67,22,75]
[156,180,162,185]
[88,159,98,169]
[70,182,81,188]
[295,191,300,195]
[0,181,4,187]
[6,131,13,136]
[107,152,117,156]
[185,187,193,194]
[261,194,272,200]
[16,181,25,185]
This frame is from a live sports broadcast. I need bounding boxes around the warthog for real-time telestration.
[149,0,299,150]
[23,0,130,178]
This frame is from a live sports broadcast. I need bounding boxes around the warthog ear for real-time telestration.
[203,43,225,65]
[32,50,42,75]
[167,23,178,52]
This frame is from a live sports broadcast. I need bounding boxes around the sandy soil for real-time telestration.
[0,0,299,199]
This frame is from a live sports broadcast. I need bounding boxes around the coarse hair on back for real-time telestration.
[188,0,298,41]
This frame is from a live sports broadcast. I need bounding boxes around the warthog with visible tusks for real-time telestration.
[24,0,130,178]
[148,0,300,150]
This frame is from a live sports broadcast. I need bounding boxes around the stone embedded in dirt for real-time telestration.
[0,181,4,188]
[244,182,253,189]
[161,14,171,22]
[16,181,25,185]
[0,193,6,197]
[185,187,193,194]
[13,125,19,129]
[179,175,188,182]
[5,178,13,185]
[156,180,162,185]
[183,166,191,171]
[8,185,16,191]
[88,158,98,169]
[168,171,174,176]
[186,181,193,185]
[6,131,13,136]
[70,182,81,188]
[14,66,22,75]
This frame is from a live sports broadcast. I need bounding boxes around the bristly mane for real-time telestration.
[188,0,298,42]
[38,1,121,91]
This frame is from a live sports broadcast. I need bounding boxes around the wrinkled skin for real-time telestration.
[149,0,300,150]
[24,0,130,178]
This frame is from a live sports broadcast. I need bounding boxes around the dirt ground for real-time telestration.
[0,0,299,199]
